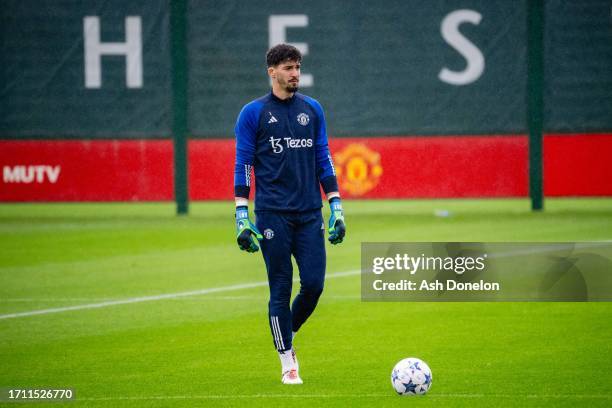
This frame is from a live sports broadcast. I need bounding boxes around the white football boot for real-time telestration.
[281,368,303,385]
[279,348,302,384]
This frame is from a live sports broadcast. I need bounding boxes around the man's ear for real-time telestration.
[267,66,275,79]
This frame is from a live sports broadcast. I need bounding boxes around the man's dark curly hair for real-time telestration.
[266,44,302,67]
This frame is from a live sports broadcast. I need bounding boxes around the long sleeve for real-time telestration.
[308,97,339,193]
[234,101,263,198]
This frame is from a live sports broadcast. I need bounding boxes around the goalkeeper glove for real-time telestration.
[235,206,263,253]
[328,197,346,245]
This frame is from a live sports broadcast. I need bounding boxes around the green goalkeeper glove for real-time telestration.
[235,206,263,253]
[328,197,346,245]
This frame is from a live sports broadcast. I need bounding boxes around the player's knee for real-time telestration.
[269,288,292,310]
[301,279,324,298]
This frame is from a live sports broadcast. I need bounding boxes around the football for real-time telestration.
[391,357,433,396]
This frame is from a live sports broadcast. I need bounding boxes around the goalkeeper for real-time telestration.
[233,44,345,385]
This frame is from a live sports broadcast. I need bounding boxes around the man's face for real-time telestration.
[269,59,301,93]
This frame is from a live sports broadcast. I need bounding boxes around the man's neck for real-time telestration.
[272,86,295,100]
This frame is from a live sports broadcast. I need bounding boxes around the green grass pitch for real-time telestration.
[1,198,611,407]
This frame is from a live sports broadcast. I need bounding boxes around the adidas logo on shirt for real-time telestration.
[268,113,278,124]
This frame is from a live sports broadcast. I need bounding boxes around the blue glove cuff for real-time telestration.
[236,206,249,220]
[329,197,342,211]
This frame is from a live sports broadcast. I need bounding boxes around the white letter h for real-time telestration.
[84,16,143,88]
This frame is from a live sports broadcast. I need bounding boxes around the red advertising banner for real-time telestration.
[188,139,235,200]
[188,135,528,199]
[0,140,173,201]
[544,134,612,196]
[329,136,528,198]
[1,134,611,202]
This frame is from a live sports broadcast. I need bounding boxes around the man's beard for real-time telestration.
[285,82,299,93]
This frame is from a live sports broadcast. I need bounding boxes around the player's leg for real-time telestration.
[257,211,293,351]
[256,211,301,384]
[291,210,326,334]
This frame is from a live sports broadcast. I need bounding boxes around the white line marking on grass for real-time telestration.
[1,298,119,302]
[0,270,360,321]
[2,241,610,321]
[75,393,612,401]
[77,394,393,401]
[0,295,362,302]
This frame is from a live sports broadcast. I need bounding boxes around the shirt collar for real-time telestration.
[270,90,296,104]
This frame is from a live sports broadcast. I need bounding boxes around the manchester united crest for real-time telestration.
[333,144,383,196]
[296,113,310,126]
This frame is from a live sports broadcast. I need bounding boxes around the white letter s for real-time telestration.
[438,9,485,86]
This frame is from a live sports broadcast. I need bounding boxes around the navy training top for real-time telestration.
[234,91,338,212]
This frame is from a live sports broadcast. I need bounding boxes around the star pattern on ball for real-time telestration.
[401,380,418,394]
